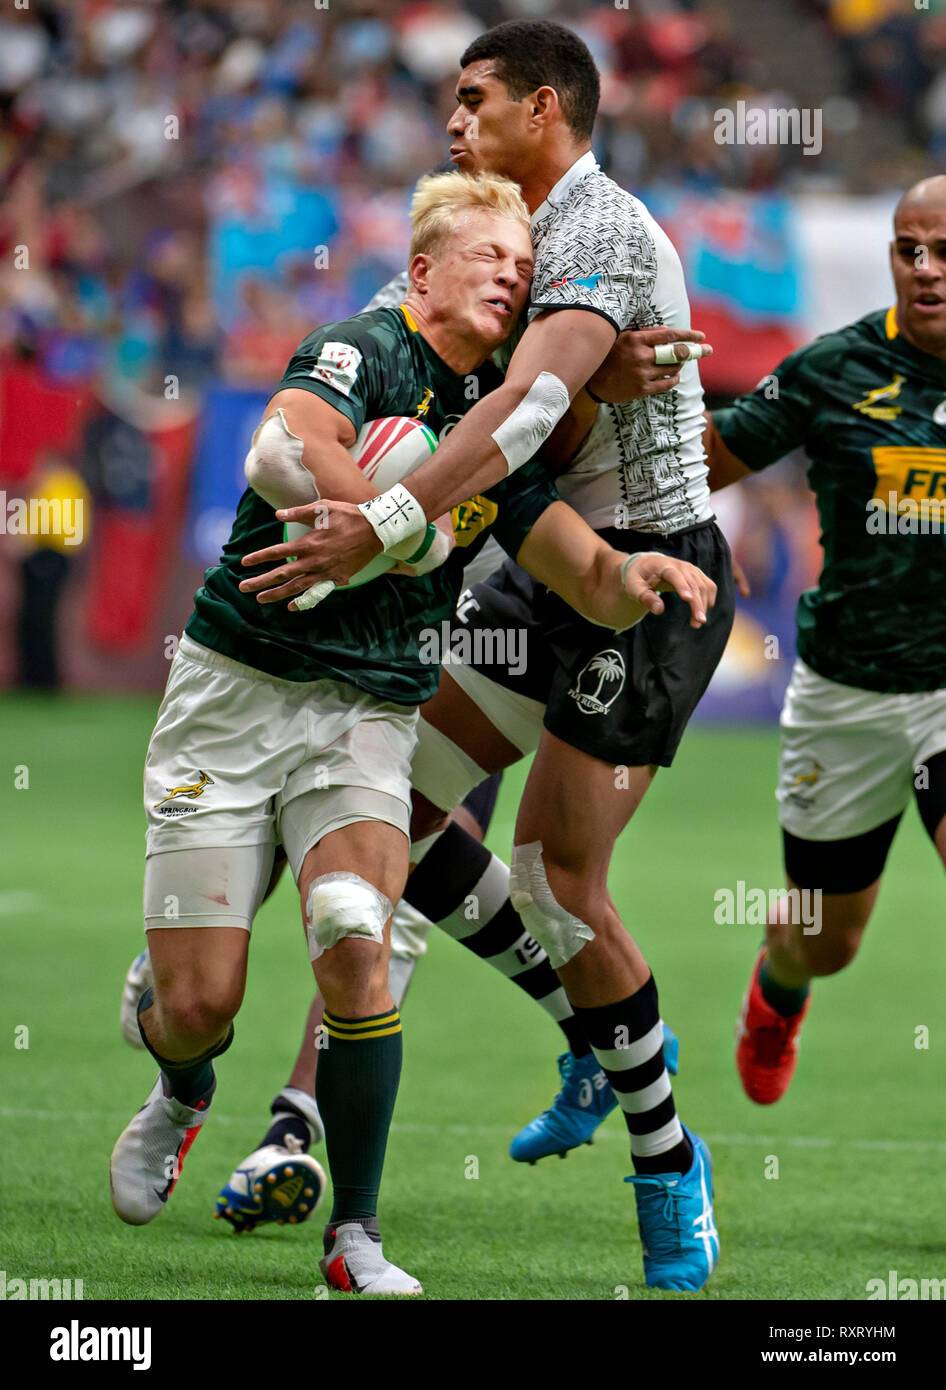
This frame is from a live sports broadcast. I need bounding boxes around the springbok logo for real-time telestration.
[791,761,822,789]
[415,387,435,418]
[569,649,626,715]
[853,374,904,421]
[156,771,215,808]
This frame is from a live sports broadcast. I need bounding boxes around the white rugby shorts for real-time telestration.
[143,634,417,929]
[777,658,946,841]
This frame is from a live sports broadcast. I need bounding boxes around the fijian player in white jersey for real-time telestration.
[243,21,734,1291]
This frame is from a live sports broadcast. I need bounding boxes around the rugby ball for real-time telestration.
[353,415,438,486]
[286,415,439,587]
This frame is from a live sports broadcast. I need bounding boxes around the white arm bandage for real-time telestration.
[491,372,571,473]
[244,409,318,509]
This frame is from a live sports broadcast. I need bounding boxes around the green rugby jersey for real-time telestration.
[187,306,559,704]
[714,307,946,693]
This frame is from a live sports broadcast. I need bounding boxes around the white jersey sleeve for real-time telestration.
[529,171,655,332]
[527,161,713,534]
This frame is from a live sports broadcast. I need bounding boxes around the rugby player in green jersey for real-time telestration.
[241,21,731,1294]
[108,171,715,1296]
[703,175,946,1103]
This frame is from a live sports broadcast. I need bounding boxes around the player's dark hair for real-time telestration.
[460,21,599,142]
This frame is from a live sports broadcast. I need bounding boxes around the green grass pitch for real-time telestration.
[1,693,943,1301]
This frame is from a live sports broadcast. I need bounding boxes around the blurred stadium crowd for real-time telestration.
[0,0,942,691]
[1,0,943,392]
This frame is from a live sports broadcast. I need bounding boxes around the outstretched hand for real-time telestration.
[623,553,717,629]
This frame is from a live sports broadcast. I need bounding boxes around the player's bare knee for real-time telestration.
[799,928,863,977]
[316,937,387,1015]
[157,991,238,1049]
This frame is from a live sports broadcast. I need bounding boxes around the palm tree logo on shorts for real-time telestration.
[568,649,627,715]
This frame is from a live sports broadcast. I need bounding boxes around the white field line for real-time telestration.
[1,1107,944,1153]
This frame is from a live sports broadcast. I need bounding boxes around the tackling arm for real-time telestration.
[404,308,618,516]
[515,501,715,632]
[239,309,618,600]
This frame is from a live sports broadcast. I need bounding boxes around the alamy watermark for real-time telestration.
[867,1270,945,1300]
[0,492,85,545]
[1,1269,83,1299]
[866,495,946,535]
[714,101,822,157]
[417,621,527,677]
[713,881,822,934]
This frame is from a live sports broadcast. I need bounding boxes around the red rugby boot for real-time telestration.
[736,951,810,1104]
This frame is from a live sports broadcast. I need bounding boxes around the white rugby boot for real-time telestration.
[319,1220,423,1296]
[120,950,153,1049]
[110,1076,212,1224]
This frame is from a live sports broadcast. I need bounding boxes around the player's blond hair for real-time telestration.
[409,171,530,261]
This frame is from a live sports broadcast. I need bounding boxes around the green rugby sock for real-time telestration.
[759,958,810,1018]
[316,1008,402,1223]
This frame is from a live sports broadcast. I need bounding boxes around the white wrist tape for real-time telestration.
[653,342,711,365]
[358,482,428,558]
[292,522,446,612]
[615,551,648,634]
[491,372,570,473]
[404,523,452,576]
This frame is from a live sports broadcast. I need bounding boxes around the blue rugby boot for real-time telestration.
[624,1125,719,1291]
[510,1023,680,1164]
[661,1022,680,1077]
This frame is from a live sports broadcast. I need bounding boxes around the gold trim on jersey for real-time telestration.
[885,305,898,340]
[400,304,420,333]
[872,445,946,512]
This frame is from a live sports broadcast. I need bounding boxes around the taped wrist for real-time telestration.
[403,525,451,576]
[358,483,428,559]
[615,552,648,634]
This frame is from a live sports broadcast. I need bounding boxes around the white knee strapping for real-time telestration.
[491,372,570,473]
[509,841,594,969]
[306,871,393,962]
[244,410,318,511]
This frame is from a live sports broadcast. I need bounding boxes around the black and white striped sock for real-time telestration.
[573,975,692,1175]
[405,822,591,1056]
